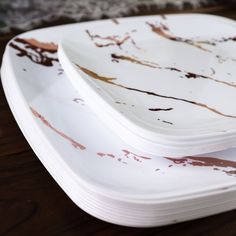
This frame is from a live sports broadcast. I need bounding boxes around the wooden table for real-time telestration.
[1,5,236,236]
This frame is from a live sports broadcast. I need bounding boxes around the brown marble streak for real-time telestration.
[86,30,130,48]
[30,107,86,150]
[149,108,173,111]
[111,53,159,68]
[166,156,236,168]
[14,38,58,53]
[146,22,211,52]
[75,64,236,119]
[122,149,151,161]
[111,53,236,89]
[9,38,58,67]
[146,21,236,62]
[165,156,236,176]
[199,36,236,45]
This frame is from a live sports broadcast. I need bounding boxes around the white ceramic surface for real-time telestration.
[2,15,236,227]
[58,14,236,157]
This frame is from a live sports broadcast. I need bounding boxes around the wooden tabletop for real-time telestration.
[1,5,236,236]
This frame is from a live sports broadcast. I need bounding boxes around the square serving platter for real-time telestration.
[2,14,236,227]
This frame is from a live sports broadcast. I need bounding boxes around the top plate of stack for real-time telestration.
[58,14,236,157]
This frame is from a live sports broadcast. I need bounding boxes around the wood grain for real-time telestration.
[1,6,236,236]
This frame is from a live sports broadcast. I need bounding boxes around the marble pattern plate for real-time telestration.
[2,15,236,227]
[58,14,236,157]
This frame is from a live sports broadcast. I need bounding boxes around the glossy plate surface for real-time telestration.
[58,14,236,156]
[2,16,236,226]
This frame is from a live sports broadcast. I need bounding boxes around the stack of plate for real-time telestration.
[2,14,236,227]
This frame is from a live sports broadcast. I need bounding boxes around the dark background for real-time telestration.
[1,1,236,235]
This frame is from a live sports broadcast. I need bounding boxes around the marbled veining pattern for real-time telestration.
[7,15,236,180]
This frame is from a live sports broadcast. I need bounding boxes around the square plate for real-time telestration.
[58,14,236,157]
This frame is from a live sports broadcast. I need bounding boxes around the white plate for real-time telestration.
[58,14,236,157]
[2,16,236,227]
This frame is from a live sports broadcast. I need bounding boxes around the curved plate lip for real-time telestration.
[58,13,236,156]
[3,23,236,205]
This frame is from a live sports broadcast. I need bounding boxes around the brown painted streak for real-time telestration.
[95,42,116,48]
[111,53,236,89]
[124,86,236,119]
[166,156,236,168]
[97,152,115,158]
[199,36,236,45]
[86,30,130,48]
[76,64,116,84]
[165,156,236,176]
[111,53,159,68]
[146,22,211,53]
[146,22,172,39]
[147,21,236,62]
[30,107,86,150]
[97,152,127,165]
[122,149,151,160]
[164,67,181,72]
[217,37,236,43]
[149,108,173,111]
[9,42,58,67]
[14,38,58,53]
[185,72,236,88]
[10,38,58,67]
[106,35,130,47]
[10,42,33,58]
[75,64,236,119]
[195,40,216,46]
